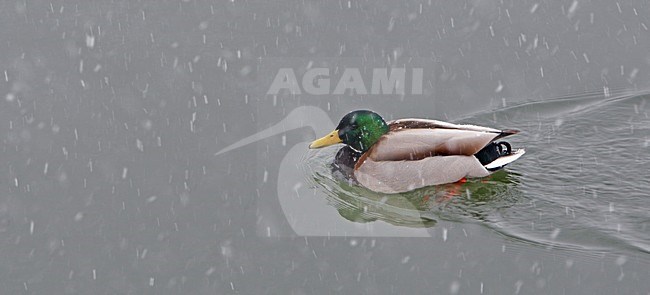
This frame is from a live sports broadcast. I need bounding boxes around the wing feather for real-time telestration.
[368,128,500,161]
[389,118,504,133]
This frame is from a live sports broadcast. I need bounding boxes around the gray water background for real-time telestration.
[1,1,650,294]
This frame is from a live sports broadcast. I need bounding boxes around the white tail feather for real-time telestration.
[484,149,526,170]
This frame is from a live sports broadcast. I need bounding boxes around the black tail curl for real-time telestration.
[475,141,512,166]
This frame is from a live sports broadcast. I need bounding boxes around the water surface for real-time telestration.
[1,0,650,294]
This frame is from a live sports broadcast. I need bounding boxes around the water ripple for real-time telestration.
[305,90,650,255]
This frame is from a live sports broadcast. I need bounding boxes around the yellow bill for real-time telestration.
[309,130,342,149]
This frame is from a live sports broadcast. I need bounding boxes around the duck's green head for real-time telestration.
[309,110,389,153]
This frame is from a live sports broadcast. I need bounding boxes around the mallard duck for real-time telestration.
[309,110,525,194]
